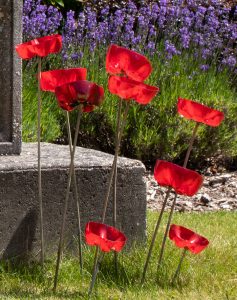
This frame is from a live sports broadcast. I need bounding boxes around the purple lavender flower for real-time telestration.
[202,48,211,59]
[126,1,137,14]
[23,0,62,40]
[200,64,210,71]
[159,0,168,6]
[147,41,156,55]
[222,56,237,68]
[64,10,76,43]
[165,40,180,60]
[192,32,204,46]
[180,27,191,49]
[22,0,237,74]
[149,25,156,37]
[122,14,136,46]
[71,53,79,60]
[109,8,126,43]
[151,3,159,19]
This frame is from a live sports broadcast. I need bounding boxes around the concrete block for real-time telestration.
[0,143,146,259]
[0,1,22,155]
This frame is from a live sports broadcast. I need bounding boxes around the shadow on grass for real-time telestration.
[0,259,52,286]
[87,248,190,296]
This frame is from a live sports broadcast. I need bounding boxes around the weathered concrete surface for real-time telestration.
[0,143,146,259]
[0,1,22,155]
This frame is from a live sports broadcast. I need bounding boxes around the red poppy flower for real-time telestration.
[55,80,104,112]
[177,98,224,127]
[169,224,209,254]
[40,68,87,92]
[108,76,159,104]
[15,34,62,60]
[106,44,152,82]
[154,160,203,196]
[85,222,127,252]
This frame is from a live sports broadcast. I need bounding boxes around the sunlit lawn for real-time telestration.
[0,211,236,299]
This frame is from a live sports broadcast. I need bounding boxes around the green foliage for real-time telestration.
[0,211,236,299]
[65,46,237,165]
[22,58,64,143]
[23,46,237,165]
[42,0,84,12]
[45,0,65,7]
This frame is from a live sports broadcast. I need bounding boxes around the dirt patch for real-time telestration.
[146,171,237,212]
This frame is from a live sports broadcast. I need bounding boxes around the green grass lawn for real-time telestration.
[0,211,236,299]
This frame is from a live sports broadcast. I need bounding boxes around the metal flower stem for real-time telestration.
[141,187,172,285]
[183,123,200,169]
[88,100,130,296]
[113,99,123,276]
[88,250,105,297]
[65,111,83,271]
[157,122,200,270]
[37,56,44,267]
[88,247,100,297]
[171,248,188,284]
[157,193,178,270]
[53,109,82,292]
[101,100,130,223]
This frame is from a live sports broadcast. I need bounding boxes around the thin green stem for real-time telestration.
[65,112,83,272]
[183,122,199,168]
[141,187,172,284]
[101,101,130,223]
[157,193,178,270]
[113,99,123,276]
[88,249,105,297]
[112,99,123,227]
[172,248,188,284]
[53,109,82,292]
[37,56,44,267]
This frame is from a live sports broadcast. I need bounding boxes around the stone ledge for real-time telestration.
[0,143,144,171]
[0,143,146,259]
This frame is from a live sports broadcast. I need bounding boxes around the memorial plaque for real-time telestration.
[0,1,22,155]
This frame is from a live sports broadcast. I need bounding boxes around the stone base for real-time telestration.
[0,143,146,259]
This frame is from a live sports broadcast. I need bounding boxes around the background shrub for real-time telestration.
[22,0,237,168]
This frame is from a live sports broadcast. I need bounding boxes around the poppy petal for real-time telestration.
[169,224,209,254]
[85,222,127,252]
[177,98,224,127]
[40,68,87,92]
[15,34,62,60]
[154,160,203,196]
[106,44,152,82]
[15,43,35,59]
[108,76,159,104]
[55,80,104,112]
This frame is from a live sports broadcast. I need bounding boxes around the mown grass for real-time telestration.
[0,211,236,299]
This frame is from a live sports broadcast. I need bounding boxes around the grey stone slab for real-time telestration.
[0,1,22,155]
[0,143,146,259]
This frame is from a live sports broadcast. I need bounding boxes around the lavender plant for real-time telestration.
[23,0,62,41]
[22,0,237,165]
[23,0,237,71]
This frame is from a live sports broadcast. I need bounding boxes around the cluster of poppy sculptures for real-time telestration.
[141,96,224,284]
[16,35,224,295]
[104,45,159,233]
[40,69,104,290]
[88,44,159,295]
